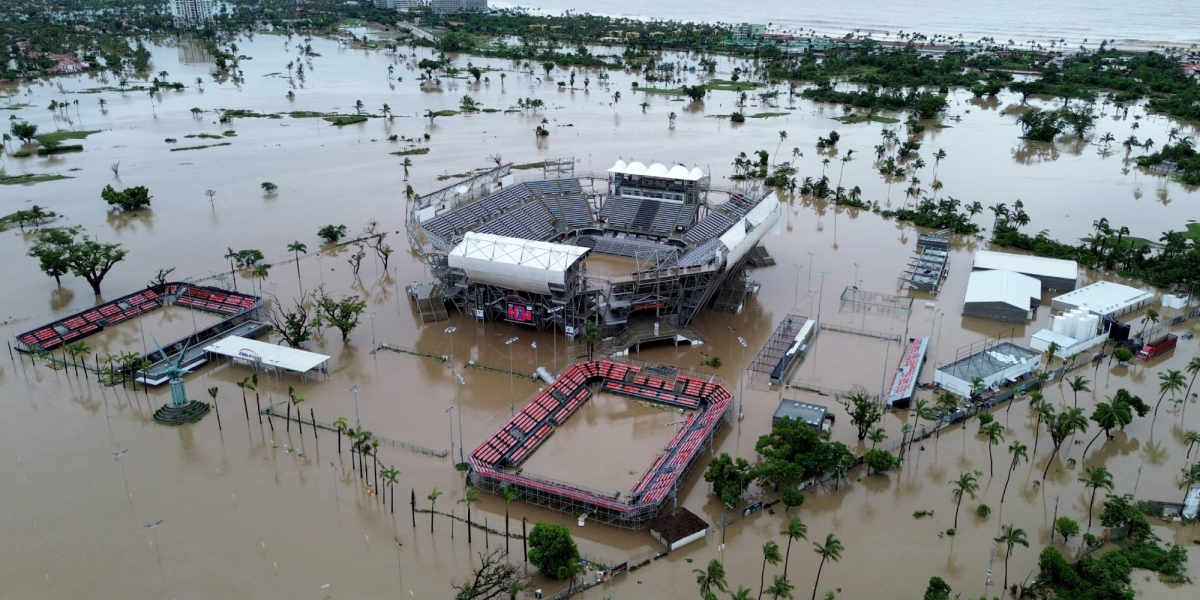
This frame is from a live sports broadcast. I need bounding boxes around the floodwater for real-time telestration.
[3,32,1200,599]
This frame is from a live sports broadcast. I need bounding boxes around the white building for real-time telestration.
[934,342,1039,397]
[972,250,1078,292]
[1049,281,1155,320]
[431,0,487,13]
[962,270,1041,323]
[170,0,214,27]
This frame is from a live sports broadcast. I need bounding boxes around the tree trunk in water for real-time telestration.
[1042,444,1061,479]
[311,409,316,438]
[337,429,341,453]
[286,404,291,431]
[1001,461,1015,503]
[467,505,472,544]
[783,538,792,578]
[390,485,394,513]
[430,502,435,533]
[256,395,262,424]
[242,391,249,420]
[954,497,962,529]
[505,509,510,554]
[411,489,416,528]
[1081,429,1105,462]
[811,557,826,600]
[759,556,768,600]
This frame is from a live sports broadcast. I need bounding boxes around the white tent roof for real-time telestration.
[964,270,1041,310]
[204,336,330,373]
[607,160,706,181]
[1051,281,1154,316]
[448,232,589,294]
[973,250,1077,280]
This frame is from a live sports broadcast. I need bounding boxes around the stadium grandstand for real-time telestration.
[469,357,732,529]
[406,158,781,336]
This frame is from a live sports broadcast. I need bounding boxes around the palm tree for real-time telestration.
[1044,341,1061,370]
[1043,407,1089,478]
[993,524,1029,592]
[1081,398,1131,460]
[355,99,364,114]
[1029,392,1048,456]
[867,427,887,450]
[287,241,307,291]
[765,574,794,600]
[1068,375,1091,409]
[780,516,808,578]
[911,398,931,442]
[1078,466,1114,529]
[401,157,412,181]
[950,472,979,529]
[582,320,600,361]
[758,541,782,600]
[289,387,306,434]
[1182,463,1200,502]
[810,533,843,600]
[381,466,400,512]
[333,416,348,452]
[694,559,728,599]
[981,422,1005,477]
[224,247,240,291]
[459,487,480,543]
[500,485,517,554]
[1000,441,1028,503]
[1138,309,1160,338]
[1185,430,1200,459]
[1156,370,1186,416]
[934,393,958,439]
[427,487,443,533]
[1182,356,1200,412]
[730,585,754,600]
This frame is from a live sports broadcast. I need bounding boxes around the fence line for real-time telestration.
[376,343,446,362]
[260,407,448,458]
[818,323,901,341]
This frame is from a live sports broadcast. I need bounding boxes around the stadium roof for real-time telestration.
[204,336,330,374]
[448,232,589,294]
[964,269,1041,309]
[973,250,1077,280]
[608,160,706,181]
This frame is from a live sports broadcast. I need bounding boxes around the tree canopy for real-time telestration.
[27,226,127,294]
[527,523,580,580]
[101,184,152,211]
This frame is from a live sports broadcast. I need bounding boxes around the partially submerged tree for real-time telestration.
[28,227,127,294]
[704,452,753,508]
[318,224,348,243]
[264,292,317,348]
[101,184,152,211]
[314,286,367,342]
[841,387,882,440]
[527,523,580,580]
[451,548,531,600]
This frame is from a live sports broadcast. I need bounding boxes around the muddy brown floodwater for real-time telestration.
[2,32,1199,600]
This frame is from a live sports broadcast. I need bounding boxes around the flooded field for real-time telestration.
[2,32,1199,599]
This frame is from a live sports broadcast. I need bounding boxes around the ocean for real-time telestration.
[490,0,1200,51]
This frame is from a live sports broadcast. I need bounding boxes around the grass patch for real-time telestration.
[511,161,550,170]
[432,109,459,117]
[0,173,71,185]
[287,111,330,118]
[912,510,935,519]
[324,115,368,126]
[37,145,83,156]
[1182,222,1200,242]
[13,150,33,158]
[1,103,31,110]
[222,130,237,137]
[185,133,224,139]
[35,130,100,145]
[748,112,790,119]
[221,109,279,119]
[707,79,762,92]
[169,142,232,152]
[834,114,901,124]
[390,148,430,156]
[482,108,500,113]
[637,87,685,95]
[503,109,521,114]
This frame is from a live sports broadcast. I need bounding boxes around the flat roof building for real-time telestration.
[1049,281,1154,320]
[772,399,827,430]
[962,270,1041,323]
[934,341,1039,397]
[972,250,1078,292]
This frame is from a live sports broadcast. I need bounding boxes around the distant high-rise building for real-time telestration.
[170,0,214,28]
[431,0,487,14]
[373,0,397,9]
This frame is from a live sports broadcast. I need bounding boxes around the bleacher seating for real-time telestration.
[684,211,733,243]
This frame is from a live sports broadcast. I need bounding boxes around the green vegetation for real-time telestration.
[27,226,127,294]
[863,449,900,474]
[34,130,99,145]
[185,133,225,140]
[0,173,71,185]
[913,510,934,519]
[834,114,900,124]
[390,148,431,156]
[169,142,232,152]
[313,286,367,342]
[1,205,55,229]
[1137,140,1200,185]
[704,452,753,508]
[324,115,368,126]
[754,417,854,490]
[527,523,580,580]
[318,224,348,243]
[748,112,789,119]
[13,149,32,158]
[101,184,152,211]
[880,197,982,234]
[36,144,84,156]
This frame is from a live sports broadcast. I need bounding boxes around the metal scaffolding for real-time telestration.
[838,287,914,320]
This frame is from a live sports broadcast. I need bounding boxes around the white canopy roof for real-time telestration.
[448,232,589,294]
[973,250,1077,280]
[204,336,330,373]
[608,160,706,181]
[964,270,1041,309]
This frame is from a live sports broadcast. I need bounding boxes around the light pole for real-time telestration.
[815,271,831,325]
[853,262,860,289]
[737,337,748,420]
[367,312,377,349]
[113,449,130,499]
[350,385,361,426]
[531,341,538,369]
[726,326,735,358]
[444,326,457,364]
[144,520,164,563]
[330,462,338,503]
[932,310,945,368]
[394,536,403,580]
[456,373,466,463]
[793,264,801,308]
[879,338,893,402]
[446,407,455,464]
[806,252,815,288]
[505,337,519,416]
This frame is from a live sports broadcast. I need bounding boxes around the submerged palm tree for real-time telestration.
[693,559,728,599]
[780,516,808,578]
[287,241,307,291]
[994,524,1029,592]
[459,487,480,544]
[810,533,843,600]
[1078,466,1114,529]
[1155,370,1186,416]
[758,541,782,600]
[764,574,794,600]
[1000,441,1028,503]
[950,472,979,529]
[427,487,443,533]
[1068,375,1091,409]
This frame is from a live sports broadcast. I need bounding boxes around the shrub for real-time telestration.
[527,523,579,579]
[730,112,745,123]
[101,184,152,211]
[945,528,955,536]
[318,224,348,243]
[976,504,991,518]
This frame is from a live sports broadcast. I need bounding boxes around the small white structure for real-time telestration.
[1163,293,1191,310]
[448,232,589,295]
[649,507,708,551]
[204,336,330,378]
[962,270,1042,322]
[972,250,1078,291]
[1049,281,1154,319]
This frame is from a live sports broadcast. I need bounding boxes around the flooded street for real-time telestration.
[3,32,1199,599]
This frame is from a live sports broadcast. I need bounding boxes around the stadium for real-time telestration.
[405,158,782,337]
